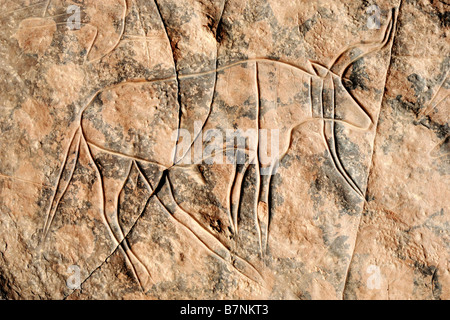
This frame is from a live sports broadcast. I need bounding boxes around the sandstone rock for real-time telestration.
[0,0,447,300]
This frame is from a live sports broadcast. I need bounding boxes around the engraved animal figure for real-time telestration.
[41,7,398,290]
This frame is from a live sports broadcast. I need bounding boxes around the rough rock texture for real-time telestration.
[0,0,448,300]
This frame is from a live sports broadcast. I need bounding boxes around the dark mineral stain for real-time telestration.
[345,58,370,91]
[414,261,435,277]
[329,235,350,258]
[298,18,316,36]
[432,268,442,300]
[391,95,449,140]
[407,73,427,96]
[415,116,449,140]
[333,123,367,190]
[437,11,450,28]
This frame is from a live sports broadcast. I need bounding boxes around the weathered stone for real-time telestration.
[0,0,448,300]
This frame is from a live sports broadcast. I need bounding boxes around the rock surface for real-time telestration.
[0,0,448,299]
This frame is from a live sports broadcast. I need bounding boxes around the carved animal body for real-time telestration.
[41,8,398,289]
